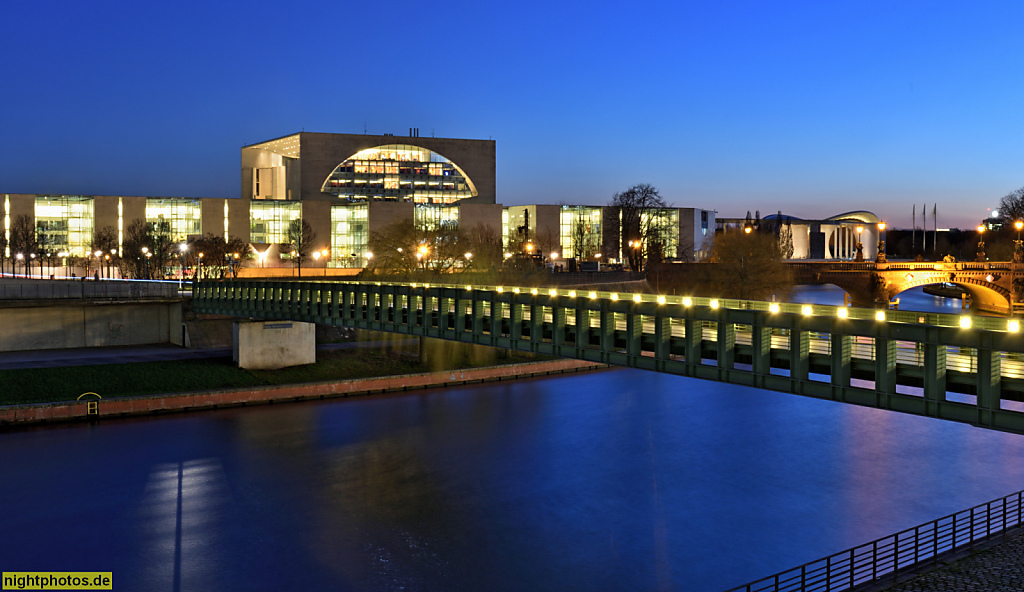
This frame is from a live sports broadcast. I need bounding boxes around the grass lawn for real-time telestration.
[0,348,541,406]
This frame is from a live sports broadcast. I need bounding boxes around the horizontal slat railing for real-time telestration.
[723,489,1024,592]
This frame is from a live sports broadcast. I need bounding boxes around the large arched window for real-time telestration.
[321,144,477,204]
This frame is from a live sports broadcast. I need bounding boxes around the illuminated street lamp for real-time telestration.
[876,222,887,263]
[977,224,986,262]
[855,226,864,262]
[198,252,204,279]
[1015,220,1024,262]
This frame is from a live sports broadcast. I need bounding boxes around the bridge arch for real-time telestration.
[887,275,1011,315]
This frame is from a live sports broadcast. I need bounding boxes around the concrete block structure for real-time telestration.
[233,320,315,370]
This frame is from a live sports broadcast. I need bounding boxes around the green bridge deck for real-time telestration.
[194,279,1024,435]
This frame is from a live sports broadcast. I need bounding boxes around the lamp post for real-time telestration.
[855,226,864,262]
[178,243,188,289]
[1015,220,1023,263]
[141,247,149,279]
[198,252,204,279]
[321,248,329,276]
[875,222,886,263]
[976,224,986,262]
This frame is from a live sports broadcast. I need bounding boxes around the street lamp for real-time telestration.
[855,226,864,262]
[976,224,986,262]
[1015,220,1023,262]
[876,222,887,263]
[198,252,204,279]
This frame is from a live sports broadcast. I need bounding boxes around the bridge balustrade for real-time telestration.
[195,279,1024,436]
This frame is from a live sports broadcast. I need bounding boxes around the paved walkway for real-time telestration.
[879,531,1024,591]
[0,340,418,370]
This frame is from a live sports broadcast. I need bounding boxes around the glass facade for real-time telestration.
[643,208,679,259]
[414,204,459,231]
[559,206,602,259]
[330,204,369,268]
[250,201,302,244]
[322,144,475,204]
[145,198,202,241]
[34,196,94,256]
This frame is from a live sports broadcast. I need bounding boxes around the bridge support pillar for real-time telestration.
[439,295,452,333]
[654,316,671,371]
[574,302,590,353]
[599,302,615,362]
[683,315,702,372]
[489,295,504,344]
[530,302,544,349]
[552,304,567,348]
[977,340,1002,427]
[830,327,853,395]
[626,306,642,362]
[751,315,772,386]
[875,332,898,407]
[471,294,485,336]
[924,330,947,415]
[789,318,809,386]
[716,317,735,374]
[510,299,524,344]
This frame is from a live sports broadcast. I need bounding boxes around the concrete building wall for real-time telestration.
[0,301,182,351]
[458,203,502,235]
[678,208,715,261]
[201,198,226,239]
[227,198,250,244]
[93,196,118,233]
[8,194,34,221]
[367,201,415,234]
[301,199,332,263]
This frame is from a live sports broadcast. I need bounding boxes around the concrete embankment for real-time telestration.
[0,359,606,426]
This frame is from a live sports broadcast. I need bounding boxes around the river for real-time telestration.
[1,286,1020,592]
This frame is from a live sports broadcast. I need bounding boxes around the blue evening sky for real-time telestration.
[2,0,1022,229]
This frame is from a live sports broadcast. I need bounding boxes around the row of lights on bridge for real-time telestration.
[393,283,1022,333]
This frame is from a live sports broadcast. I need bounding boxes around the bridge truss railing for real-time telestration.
[194,279,1024,435]
[722,488,1024,592]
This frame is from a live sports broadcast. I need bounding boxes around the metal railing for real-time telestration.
[0,279,179,300]
[723,489,1024,592]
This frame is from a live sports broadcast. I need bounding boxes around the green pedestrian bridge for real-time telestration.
[194,279,1024,436]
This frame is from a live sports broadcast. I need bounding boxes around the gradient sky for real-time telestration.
[3,1,1022,229]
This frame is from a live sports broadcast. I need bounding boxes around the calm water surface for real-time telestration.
[1,286,1020,592]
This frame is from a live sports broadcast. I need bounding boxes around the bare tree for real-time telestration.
[90,225,118,278]
[701,230,793,300]
[610,183,668,271]
[777,211,795,259]
[998,186,1024,224]
[9,215,38,275]
[287,219,317,277]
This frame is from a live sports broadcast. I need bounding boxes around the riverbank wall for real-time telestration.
[0,358,606,426]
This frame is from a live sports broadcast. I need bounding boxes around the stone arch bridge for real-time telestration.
[789,261,1023,314]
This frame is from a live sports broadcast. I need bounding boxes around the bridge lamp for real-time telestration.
[1009,320,1020,333]
[836,307,848,319]
[633,294,642,303]
[611,293,619,300]
[569,291,577,298]
[531,288,539,295]
[710,299,720,309]
[657,296,666,305]
[801,305,813,316]
[960,316,972,329]
[589,291,598,299]
[549,289,558,296]
[986,274,994,282]
[423,283,430,289]
[875,310,886,321]
[465,285,473,291]
[683,297,692,307]
[496,286,503,293]
[769,303,780,314]
[513,287,520,294]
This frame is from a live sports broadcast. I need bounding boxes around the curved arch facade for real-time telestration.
[321,144,478,204]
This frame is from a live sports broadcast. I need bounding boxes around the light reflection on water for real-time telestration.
[790,284,965,314]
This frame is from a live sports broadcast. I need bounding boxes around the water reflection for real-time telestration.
[3,359,1024,590]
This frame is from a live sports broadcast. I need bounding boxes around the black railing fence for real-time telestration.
[723,489,1024,592]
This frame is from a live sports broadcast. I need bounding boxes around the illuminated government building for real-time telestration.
[2,131,716,274]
